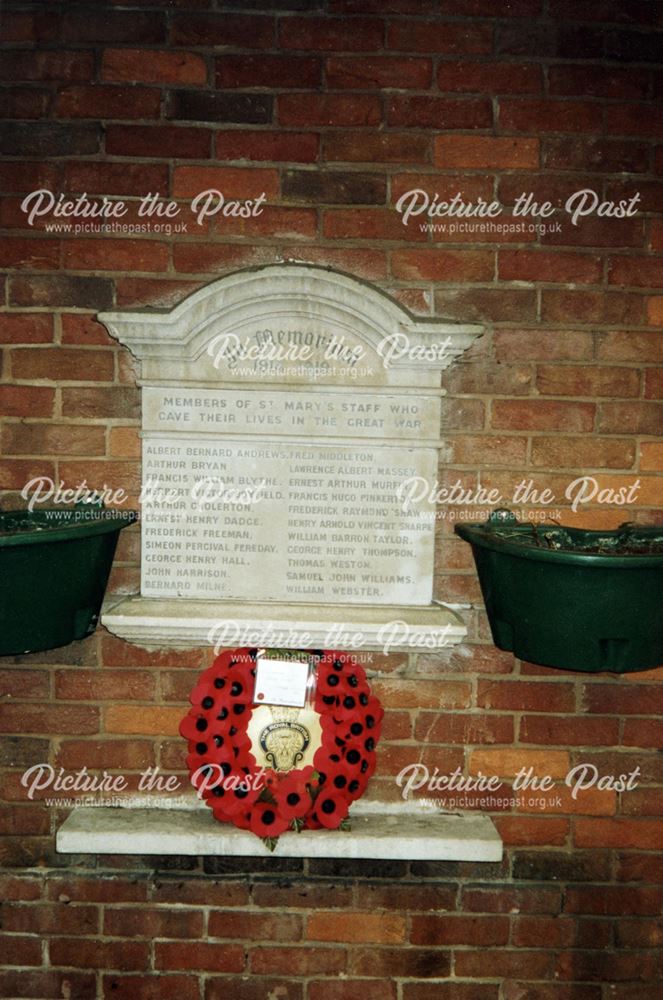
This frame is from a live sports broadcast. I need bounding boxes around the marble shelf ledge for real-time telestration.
[101,596,466,653]
[56,801,502,862]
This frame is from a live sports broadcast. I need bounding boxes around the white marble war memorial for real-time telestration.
[99,264,483,652]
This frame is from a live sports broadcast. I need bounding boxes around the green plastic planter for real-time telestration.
[0,507,137,656]
[455,510,663,674]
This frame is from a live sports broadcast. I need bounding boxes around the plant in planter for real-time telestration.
[0,504,137,656]
[455,510,663,674]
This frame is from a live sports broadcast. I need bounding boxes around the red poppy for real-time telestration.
[314,790,350,829]
[274,771,313,820]
[250,800,290,838]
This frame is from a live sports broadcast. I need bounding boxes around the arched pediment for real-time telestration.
[99,263,483,388]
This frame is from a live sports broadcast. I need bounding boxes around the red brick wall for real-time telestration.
[1,1,662,997]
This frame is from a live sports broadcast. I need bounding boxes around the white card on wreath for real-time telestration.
[253,656,309,708]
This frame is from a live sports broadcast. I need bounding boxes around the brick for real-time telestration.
[0,312,53,344]
[544,137,649,173]
[387,20,492,53]
[411,914,509,946]
[56,739,154,770]
[350,946,450,978]
[104,705,185,736]
[520,715,619,746]
[391,172,494,204]
[536,365,640,398]
[324,131,429,164]
[216,54,321,88]
[278,93,381,127]
[494,329,593,361]
[62,239,169,274]
[109,427,141,458]
[549,64,649,99]
[307,912,405,944]
[501,99,596,133]
[438,60,541,93]
[55,669,155,701]
[171,244,273,274]
[251,945,345,976]
[498,249,601,284]
[150,880,249,908]
[0,703,99,735]
[498,815,572,847]
[391,249,493,281]
[167,91,272,125]
[2,422,105,457]
[323,207,426,241]
[64,162,168,197]
[0,9,58,43]
[403,986,497,1000]
[216,130,318,163]
[104,907,203,938]
[491,399,595,432]
[545,216,644,250]
[390,95,492,130]
[0,457,54,490]
[2,901,99,935]
[639,442,663,471]
[512,849,612,882]
[11,347,114,381]
[156,943,244,974]
[462,886,561,914]
[283,169,385,205]
[648,296,663,325]
[0,236,60,271]
[310,982,396,1000]
[0,737,50,768]
[62,386,139,420]
[0,971,98,999]
[105,125,210,160]
[101,48,207,85]
[101,634,210,669]
[113,275,218,306]
[434,288,536,323]
[0,50,93,82]
[584,683,663,715]
[102,975,200,1000]
[251,882,353,910]
[0,668,48,700]
[47,877,148,904]
[470,748,569,779]
[609,256,663,288]
[49,938,149,971]
[9,275,113,310]
[280,16,383,51]
[327,55,431,89]
[172,166,279,200]
[0,87,50,119]
[617,853,663,883]
[597,402,663,435]
[447,434,528,467]
[61,314,116,346]
[0,122,100,157]
[531,436,635,470]
[57,85,161,119]
[553,284,646,325]
[435,135,539,168]
[209,911,301,941]
[607,103,663,139]
[353,883,457,912]
[171,13,274,48]
[597,331,663,362]
[477,679,575,713]
[63,9,165,42]
[564,888,663,916]
[617,919,663,948]
[455,949,552,979]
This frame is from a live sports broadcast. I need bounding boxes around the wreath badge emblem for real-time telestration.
[180,647,383,848]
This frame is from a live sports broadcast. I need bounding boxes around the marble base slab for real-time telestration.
[56,801,502,861]
[101,596,466,652]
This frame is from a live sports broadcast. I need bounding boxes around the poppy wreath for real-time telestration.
[179,647,384,847]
